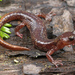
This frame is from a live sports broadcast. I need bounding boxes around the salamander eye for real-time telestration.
[69,36,74,41]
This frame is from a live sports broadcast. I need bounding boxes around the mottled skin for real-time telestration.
[0,10,75,67]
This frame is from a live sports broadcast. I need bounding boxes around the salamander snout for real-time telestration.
[61,31,75,45]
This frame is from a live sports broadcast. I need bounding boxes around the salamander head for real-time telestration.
[60,31,75,46]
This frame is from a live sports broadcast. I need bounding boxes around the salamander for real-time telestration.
[0,10,75,67]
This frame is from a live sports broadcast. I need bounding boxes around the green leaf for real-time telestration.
[0,31,3,39]
[4,23,12,27]
[2,32,10,39]
[0,16,1,18]
[0,22,12,39]
[0,31,10,39]
[1,26,11,34]
[0,0,2,1]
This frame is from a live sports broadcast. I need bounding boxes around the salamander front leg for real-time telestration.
[46,49,63,67]
[15,22,26,38]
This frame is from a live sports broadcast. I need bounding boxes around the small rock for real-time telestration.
[61,9,74,32]
[45,0,63,7]
[63,46,74,52]
[65,0,75,7]
[51,16,63,36]
[23,64,42,75]
[68,7,75,16]
[51,8,64,15]
[51,9,74,36]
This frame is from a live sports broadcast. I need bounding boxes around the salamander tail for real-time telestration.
[0,37,30,51]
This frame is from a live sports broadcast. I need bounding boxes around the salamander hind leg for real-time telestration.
[46,48,63,67]
[15,21,26,38]
[45,11,56,21]
[35,13,46,19]
[36,11,56,21]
